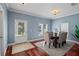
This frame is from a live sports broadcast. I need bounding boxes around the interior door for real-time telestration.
[15,19,27,44]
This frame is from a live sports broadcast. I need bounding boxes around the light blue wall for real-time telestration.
[0,3,8,55]
[52,13,79,41]
[8,9,79,44]
[8,11,51,43]
[49,20,53,32]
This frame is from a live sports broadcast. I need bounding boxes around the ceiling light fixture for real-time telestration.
[51,9,60,15]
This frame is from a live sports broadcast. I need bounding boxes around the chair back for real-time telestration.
[49,32,53,38]
[43,32,53,44]
[43,32,50,44]
[58,32,67,43]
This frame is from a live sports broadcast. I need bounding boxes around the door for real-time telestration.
[15,19,27,44]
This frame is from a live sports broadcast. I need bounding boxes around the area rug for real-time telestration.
[12,42,35,54]
[34,41,74,56]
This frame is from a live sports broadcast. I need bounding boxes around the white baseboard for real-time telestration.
[8,42,15,46]
[8,38,43,46]
[67,40,79,44]
[27,38,43,42]
[8,38,79,46]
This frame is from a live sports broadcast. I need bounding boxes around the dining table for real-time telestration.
[50,36,59,48]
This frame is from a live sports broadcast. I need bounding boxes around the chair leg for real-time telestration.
[45,41,47,45]
[64,41,66,44]
[59,43,60,48]
[54,42,57,48]
[63,41,66,45]
[62,42,64,46]
[49,42,51,48]
[55,45,57,48]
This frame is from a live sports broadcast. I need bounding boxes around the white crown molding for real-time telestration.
[56,11,79,19]
[8,8,79,20]
[8,8,52,20]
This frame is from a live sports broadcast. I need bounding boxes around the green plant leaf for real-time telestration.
[75,25,78,29]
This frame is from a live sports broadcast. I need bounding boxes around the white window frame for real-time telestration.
[38,23,48,36]
[15,20,26,37]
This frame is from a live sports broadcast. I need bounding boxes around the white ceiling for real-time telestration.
[6,3,79,19]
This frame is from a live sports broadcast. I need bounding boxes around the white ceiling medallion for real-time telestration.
[51,9,60,15]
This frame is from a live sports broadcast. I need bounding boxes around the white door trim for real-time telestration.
[15,19,28,44]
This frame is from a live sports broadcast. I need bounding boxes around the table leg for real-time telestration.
[54,39,58,48]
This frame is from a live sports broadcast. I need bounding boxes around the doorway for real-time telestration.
[15,19,28,44]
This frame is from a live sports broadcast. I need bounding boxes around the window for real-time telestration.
[38,23,48,36]
[44,24,48,32]
[15,20,26,36]
[60,23,68,32]
[18,22,25,36]
[38,24,43,36]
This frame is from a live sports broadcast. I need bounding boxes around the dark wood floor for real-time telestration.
[5,40,48,56]
[6,40,79,56]
[64,43,79,56]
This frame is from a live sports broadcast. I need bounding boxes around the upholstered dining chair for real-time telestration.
[62,32,67,45]
[57,32,67,48]
[43,32,50,45]
[43,32,54,48]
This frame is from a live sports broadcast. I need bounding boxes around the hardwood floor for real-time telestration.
[5,40,48,56]
[6,40,79,56]
[64,43,79,56]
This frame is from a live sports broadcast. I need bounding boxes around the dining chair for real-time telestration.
[43,32,54,48]
[57,32,67,48]
[43,32,49,45]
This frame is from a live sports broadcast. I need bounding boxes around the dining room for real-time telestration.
[5,3,79,56]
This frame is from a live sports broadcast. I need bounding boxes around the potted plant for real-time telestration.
[75,25,79,41]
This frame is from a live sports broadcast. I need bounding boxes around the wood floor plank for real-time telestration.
[64,43,79,56]
[5,41,48,56]
[6,40,79,56]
